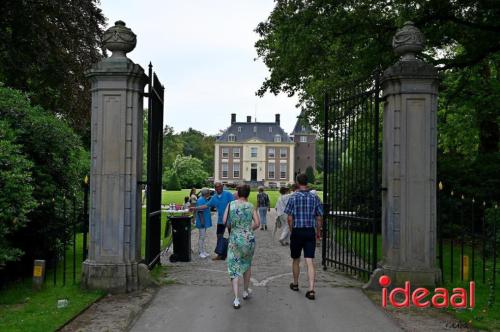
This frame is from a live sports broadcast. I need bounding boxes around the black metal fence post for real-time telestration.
[322,93,329,271]
[494,205,498,287]
[62,196,67,286]
[471,197,475,282]
[438,182,444,283]
[72,196,77,284]
[83,176,89,261]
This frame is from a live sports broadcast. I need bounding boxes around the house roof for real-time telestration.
[292,110,315,134]
[216,122,293,143]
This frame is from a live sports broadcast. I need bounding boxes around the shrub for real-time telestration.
[166,172,182,191]
[0,85,88,274]
[306,166,316,184]
[0,121,36,266]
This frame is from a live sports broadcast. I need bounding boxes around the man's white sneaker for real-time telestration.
[199,253,207,258]
[233,297,241,309]
[202,252,210,257]
[242,288,252,300]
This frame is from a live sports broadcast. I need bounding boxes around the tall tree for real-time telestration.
[0,0,106,141]
[256,0,500,200]
[255,0,499,142]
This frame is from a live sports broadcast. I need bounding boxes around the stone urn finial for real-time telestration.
[102,20,137,58]
[392,21,424,61]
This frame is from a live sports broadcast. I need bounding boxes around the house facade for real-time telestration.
[214,113,315,187]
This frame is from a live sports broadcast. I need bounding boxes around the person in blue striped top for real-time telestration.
[284,173,323,300]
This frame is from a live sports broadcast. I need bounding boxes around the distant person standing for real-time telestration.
[189,188,198,206]
[256,186,270,230]
[275,186,292,245]
[284,174,323,300]
[195,188,212,258]
[223,184,260,309]
[191,182,234,260]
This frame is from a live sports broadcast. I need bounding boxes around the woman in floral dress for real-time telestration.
[223,184,260,309]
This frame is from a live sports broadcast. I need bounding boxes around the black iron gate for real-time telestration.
[322,73,381,279]
[145,63,165,269]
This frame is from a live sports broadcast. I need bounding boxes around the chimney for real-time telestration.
[231,113,236,124]
[275,114,280,125]
[247,116,251,123]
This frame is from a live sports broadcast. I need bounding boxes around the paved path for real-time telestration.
[130,209,401,332]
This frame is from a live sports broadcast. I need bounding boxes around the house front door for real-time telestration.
[251,163,257,181]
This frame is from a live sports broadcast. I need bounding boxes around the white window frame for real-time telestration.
[274,135,281,143]
[268,163,275,179]
[300,136,307,143]
[237,126,242,132]
[233,147,240,158]
[280,164,287,179]
[301,126,306,132]
[228,134,235,142]
[268,147,275,158]
[269,127,273,133]
[280,148,287,158]
[253,126,257,133]
[222,147,229,158]
[251,147,257,158]
[222,163,228,178]
[233,163,240,178]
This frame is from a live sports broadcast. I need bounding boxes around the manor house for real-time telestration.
[214,113,316,187]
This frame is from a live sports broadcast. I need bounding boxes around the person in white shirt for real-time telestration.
[275,186,292,245]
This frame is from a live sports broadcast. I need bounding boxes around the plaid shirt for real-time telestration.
[284,190,323,228]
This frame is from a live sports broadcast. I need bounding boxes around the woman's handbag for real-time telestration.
[226,201,232,231]
[215,237,228,258]
[276,215,283,228]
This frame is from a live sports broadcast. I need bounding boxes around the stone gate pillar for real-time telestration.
[82,21,149,292]
[375,22,441,287]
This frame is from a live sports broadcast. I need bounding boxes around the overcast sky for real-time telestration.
[100,0,300,136]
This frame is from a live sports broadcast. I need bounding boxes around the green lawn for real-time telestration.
[0,206,173,332]
[161,188,323,208]
[440,240,500,330]
[0,232,104,332]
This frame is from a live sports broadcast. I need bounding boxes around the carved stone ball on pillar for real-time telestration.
[364,22,440,289]
[392,21,424,62]
[82,20,152,293]
[102,20,137,58]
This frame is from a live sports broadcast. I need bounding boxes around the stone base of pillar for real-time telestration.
[363,266,441,290]
[82,260,152,293]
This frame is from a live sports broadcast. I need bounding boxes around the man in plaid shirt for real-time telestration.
[284,173,323,300]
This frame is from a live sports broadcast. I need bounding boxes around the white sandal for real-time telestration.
[233,297,241,309]
[242,289,252,300]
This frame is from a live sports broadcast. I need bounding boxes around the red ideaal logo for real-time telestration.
[379,275,475,308]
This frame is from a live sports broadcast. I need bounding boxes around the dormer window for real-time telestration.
[228,134,235,142]
[253,126,257,133]
[301,126,306,132]
[274,135,281,143]
[269,127,273,133]
[237,126,242,132]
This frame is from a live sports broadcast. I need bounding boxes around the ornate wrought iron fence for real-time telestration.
[437,182,499,290]
[144,63,165,269]
[322,73,382,279]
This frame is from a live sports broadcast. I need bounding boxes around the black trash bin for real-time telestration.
[168,215,192,262]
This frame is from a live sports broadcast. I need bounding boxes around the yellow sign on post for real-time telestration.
[32,260,45,290]
[33,265,43,277]
[462,255,469,281]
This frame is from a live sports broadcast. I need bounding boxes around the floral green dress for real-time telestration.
[227,200,256,279]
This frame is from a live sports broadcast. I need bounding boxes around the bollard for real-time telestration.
[33,260,46,290]
[462,255,469,281]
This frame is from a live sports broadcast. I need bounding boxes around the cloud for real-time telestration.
[100,0,300,135]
